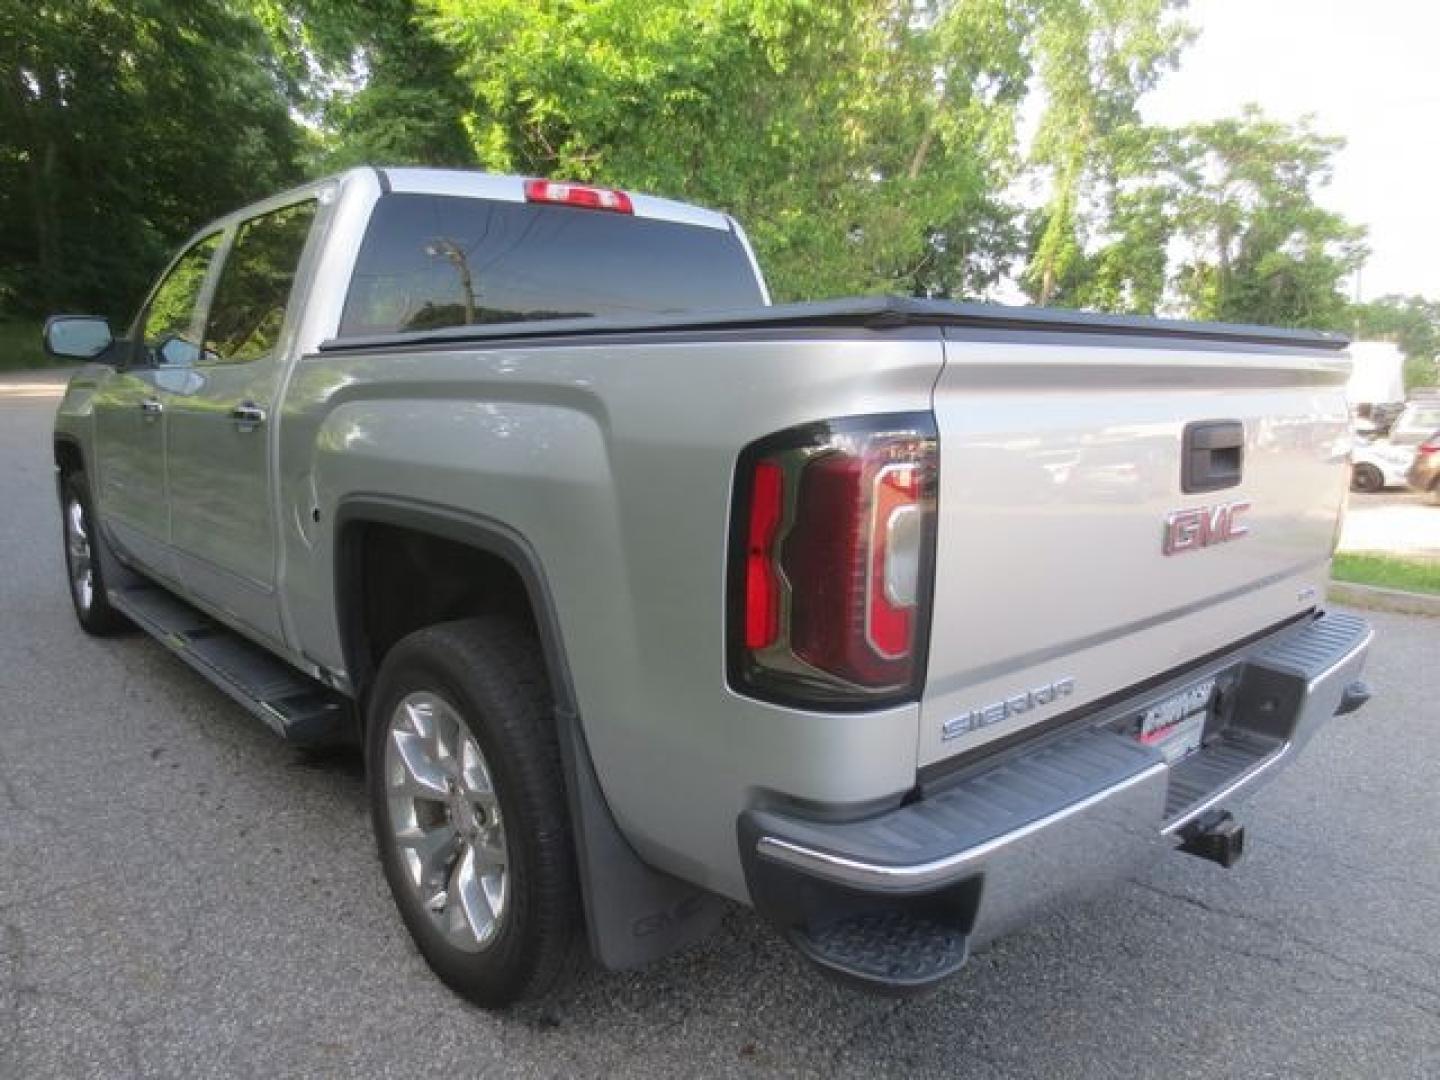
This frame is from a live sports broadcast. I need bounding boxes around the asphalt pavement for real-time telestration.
[3,372,1439,1079]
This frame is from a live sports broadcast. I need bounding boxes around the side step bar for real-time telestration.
[109,586,352,745]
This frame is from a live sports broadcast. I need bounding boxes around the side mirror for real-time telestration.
[43,315,114,361]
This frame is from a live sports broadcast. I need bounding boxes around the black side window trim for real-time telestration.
[195,198,319,369]
[130,230,226,369]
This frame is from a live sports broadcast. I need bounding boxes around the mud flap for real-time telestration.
[555,705,728,970]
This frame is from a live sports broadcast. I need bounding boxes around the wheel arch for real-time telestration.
[54,433,85,481]
[332,495,727,971]
[332,496,577,716]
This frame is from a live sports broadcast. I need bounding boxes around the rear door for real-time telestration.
[918,332,1352,768]
[92,232,222,577]
[164,198,318,646]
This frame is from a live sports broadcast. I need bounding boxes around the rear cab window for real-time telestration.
[339,194,765,336]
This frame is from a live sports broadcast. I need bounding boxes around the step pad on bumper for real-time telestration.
[1163,729,1279,829]
[789,911,969,994]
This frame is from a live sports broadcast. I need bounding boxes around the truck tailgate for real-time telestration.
[920,332,1352,768]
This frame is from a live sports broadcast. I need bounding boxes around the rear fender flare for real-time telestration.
[331,495,725,970]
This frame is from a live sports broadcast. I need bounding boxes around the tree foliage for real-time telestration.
[0,0,1414,340]
[251,0,475,169]
[1167,111,1367,329]
[0,0,303,320]
[1022,0,1190,305]
[1034,110,1369,330]
[420,0,1038,300]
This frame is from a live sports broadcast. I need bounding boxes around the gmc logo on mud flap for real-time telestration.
[631,892,710,938]
[1163,500,1251,556]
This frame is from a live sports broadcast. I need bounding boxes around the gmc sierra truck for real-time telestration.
[47,167,1373,1007]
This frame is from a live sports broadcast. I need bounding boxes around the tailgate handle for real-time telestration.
[1182,421,1244,492]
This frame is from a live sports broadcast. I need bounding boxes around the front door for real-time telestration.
[164,199,318,646]
[92,233,222,578]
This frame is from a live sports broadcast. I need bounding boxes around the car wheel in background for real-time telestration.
[1350,463,1384,493]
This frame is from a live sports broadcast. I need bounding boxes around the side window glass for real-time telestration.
[203,201,317,365]
[139,233,222,367]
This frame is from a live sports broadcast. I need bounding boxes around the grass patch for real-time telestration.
[1333,552,1440,596]
[0,320,50,371]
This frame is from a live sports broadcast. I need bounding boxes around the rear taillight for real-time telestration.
[524,178,633,214]
[728,414,938,708]
[1418,435,1440,455]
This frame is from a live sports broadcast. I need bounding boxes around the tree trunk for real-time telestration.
[28,72,64,314]
[1039,262,1057,306]
[908,123,936,181]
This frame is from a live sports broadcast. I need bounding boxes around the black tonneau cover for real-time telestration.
[319,295,1350,355]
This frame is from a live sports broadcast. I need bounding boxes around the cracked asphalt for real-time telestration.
[3,372,1440,1078]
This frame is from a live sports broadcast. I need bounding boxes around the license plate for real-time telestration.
[1136,677,1215,764]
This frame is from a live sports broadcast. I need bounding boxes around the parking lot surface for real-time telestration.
[3,375,1439,1079]
[1341,488,1440,559]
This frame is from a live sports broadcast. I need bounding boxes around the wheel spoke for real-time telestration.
[452,843,498,946]
[390,729,449,800]
[68,501,87,542]
[410,697,463,776]
[459,737,498,803]
[396,823,459,887]
[436,708,463,773]
[472,830,507,871]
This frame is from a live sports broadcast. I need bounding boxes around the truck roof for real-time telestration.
[370,166,737,233]
[187,165,741,247]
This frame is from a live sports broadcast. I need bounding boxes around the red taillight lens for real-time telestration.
[729,415,938,707]
[744,461,785,649]
[1418,436,1440,455]
[524,179,634,214]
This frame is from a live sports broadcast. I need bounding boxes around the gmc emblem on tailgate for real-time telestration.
[1163,500,1251,555]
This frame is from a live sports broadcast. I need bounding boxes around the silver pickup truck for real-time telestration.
[47,167,1373,1007]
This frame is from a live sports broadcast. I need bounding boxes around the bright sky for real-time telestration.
[1142,0,1440,302]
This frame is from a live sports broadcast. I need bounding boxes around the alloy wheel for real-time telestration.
[64,497,94,613]
[384,691,509,952]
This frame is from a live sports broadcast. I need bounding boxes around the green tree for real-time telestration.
[1021,0,1191,305]
[251,0,475,169]
[1168,109,1367,329]
[1039,110,1368,330]
[419,0,1036,301]
[0,0,303,320]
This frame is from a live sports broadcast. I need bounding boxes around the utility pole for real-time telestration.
[426,238,477,324]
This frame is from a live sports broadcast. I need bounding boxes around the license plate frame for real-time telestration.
[1135,676,1216,764]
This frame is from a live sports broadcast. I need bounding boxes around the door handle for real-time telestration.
[1182,420,1244,493]
[231,402,267,430]
[139,396,163,419]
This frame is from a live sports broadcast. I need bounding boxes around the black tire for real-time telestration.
[1350,463,1384,493]
[59,471,128,635]
[365,617,583,1008]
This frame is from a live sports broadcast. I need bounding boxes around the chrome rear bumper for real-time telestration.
[739,611,1372,991]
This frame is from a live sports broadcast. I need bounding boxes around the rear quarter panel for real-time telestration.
[276,333,943,900]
